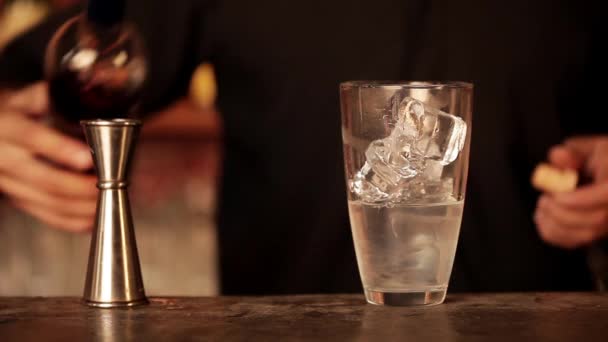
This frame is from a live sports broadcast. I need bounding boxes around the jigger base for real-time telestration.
[84,298,149,308]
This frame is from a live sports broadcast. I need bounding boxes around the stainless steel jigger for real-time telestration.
[81,119,147,308]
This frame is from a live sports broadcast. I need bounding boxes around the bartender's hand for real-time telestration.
[0,82,97,232]
[535,136,608,249]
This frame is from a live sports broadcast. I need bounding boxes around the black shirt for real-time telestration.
[1,0,604,294]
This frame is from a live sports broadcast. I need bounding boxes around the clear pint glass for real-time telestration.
[340,81,473,306]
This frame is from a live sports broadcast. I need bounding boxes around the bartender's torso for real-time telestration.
[132,0,601,294]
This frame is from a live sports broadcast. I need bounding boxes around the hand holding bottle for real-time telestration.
[0,82,97,232]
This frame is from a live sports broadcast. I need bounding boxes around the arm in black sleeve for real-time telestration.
[124,0,214,114]
[0,5,83,89]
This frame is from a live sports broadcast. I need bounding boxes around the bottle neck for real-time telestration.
[86,0,126,27]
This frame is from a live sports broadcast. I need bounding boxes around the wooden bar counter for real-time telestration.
[1,293,606,341]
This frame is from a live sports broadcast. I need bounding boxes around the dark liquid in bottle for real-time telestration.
[45,16,146,136]
[48,69,140,125]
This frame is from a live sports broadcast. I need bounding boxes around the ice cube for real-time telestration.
[350,140,418,203]
[390,211,439,283]
[394,98,425,139]
[422,160,444,181]
[422,178,454,202]
[350,98,466,204]
[397,97,467,165]
[351,163,390,203]
[424,110,467,165]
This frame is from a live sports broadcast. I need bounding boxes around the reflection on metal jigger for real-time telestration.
[81,119,147,308]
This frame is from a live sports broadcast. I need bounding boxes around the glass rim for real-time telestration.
[80,118,142,127]
[340,81,473,90]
